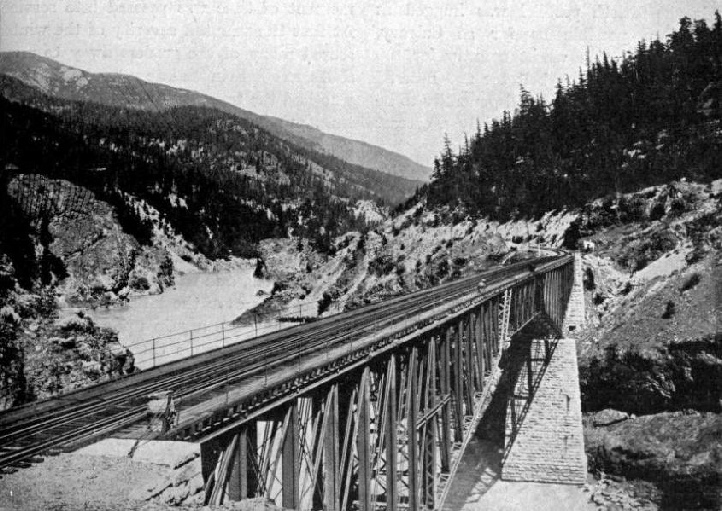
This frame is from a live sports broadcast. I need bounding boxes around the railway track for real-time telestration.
[0,254,566,473]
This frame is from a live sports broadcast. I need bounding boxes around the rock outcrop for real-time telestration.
[585,411,722,510]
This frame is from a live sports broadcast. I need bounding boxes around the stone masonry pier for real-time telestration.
[500,252,587,486]
[501,336,587,484]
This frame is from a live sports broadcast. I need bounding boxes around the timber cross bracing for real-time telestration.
[196,255,574,510]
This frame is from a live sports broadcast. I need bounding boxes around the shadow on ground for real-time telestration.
[443,319,592,511]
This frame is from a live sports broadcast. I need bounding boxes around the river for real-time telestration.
[82,267,274,368]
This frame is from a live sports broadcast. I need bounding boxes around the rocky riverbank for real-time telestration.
[575,180,722,510]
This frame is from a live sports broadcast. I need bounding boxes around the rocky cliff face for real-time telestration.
[237,203,576,324]
[585,411,722,510]
[574,180,722,509]
[6,175,176,308]
[243,179,722,509]
[0,175,180,409]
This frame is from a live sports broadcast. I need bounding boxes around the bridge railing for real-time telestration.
[124,300,342,370]
[175,254,575,511]
[167,254,574,427]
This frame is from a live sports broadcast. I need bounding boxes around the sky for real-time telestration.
[1,0,719,166]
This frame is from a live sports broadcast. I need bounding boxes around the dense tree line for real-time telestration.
[425,14,722,219]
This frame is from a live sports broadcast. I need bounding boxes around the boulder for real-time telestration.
[585,412,722,510]
[592,409,630,427]
[106,341,126,356]
[81,360,101,374]
[159,483,189,505]
[56,314,93,333]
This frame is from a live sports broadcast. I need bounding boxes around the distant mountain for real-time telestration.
[261,117,433,181]
[0,51,431,181]
[1,79,405,259]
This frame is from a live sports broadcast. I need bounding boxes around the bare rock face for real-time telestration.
[585,412,722,510]
[20,311,135,404]
[48,194,173,307]
[4,175,175,307]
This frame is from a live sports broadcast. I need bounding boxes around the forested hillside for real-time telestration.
[0,51,432,181]
[424,14,722,219]
[1,78,417,258]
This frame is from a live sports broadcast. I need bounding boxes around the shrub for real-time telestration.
[369,254,395,277]
[129,275,150,291]
[649,202,665,221]
[667,198,686,217]
[437,259,449,278]
[271,281,288,295]
[452,256,467,268]
[680,273,701,293]
[614,231,677,272]
[57,313,94,333]
[253,259,266,279]
[317,292,332,315]
[562,219,581,250]
[584,267,595,290]
[662,301,675,319]
[685,248,705,265]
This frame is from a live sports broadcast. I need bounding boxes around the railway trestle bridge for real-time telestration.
[0,253,575,511]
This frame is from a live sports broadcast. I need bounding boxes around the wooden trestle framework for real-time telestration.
[199,258,573,510]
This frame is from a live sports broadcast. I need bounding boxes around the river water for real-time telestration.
[83,267,274,368]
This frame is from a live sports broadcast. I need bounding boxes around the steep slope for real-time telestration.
[420,15,722,221]
[237,199,575,324]
[1,78,407,259]
[263,117,433,181]
[238,179,721,509]
[0,51,431,181]
[569,180,722,510]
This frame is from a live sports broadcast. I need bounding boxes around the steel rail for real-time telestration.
[0,254,569,472]
[1,256,560,458]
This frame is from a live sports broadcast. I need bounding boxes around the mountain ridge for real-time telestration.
[0,51,432,181]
